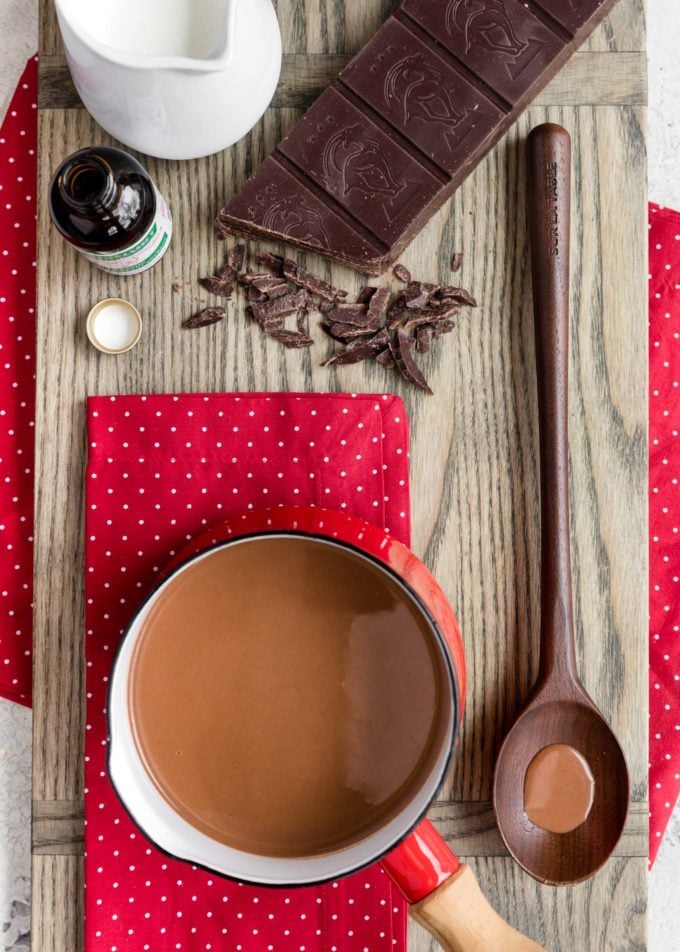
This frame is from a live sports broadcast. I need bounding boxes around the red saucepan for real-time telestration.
[108,506,544,950]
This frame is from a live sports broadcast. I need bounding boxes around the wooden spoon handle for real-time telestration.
[527,123,577,684]
[411,864,546,951]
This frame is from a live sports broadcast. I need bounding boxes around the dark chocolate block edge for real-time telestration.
[217,0,618,275]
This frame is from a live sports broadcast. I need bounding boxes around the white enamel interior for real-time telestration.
[108,535,455,885]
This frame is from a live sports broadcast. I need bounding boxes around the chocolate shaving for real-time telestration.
[183,306,226,329]
[390,329,433,394]
[267,329,314,349]
[404,282,436,309]
[323,329,389,366]
[356,286,376,305]
[416,325,433,353]
[439,287,477,307]
[324,302,371,327]
[247,305,282,331]
[243,275,291,301]
[296,307,310,336]
[321,321,380,342]
[385,295,409,329]
[281,259,347,302]
[432,319,456,339]
[367,286,391,321]
[254,252,284,275]
[227,243,246,272]
[375,348,396,369]
[238,271,274,285]
[401,311,444,331]
[393,263,412,283]
[418,302,460,323]
[199,271,235,298]
[250,288,310,326]
[450,252,463,273]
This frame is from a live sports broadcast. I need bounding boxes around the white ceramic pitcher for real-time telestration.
[54,0,282,160]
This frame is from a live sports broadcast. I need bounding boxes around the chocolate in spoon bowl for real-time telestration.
[493,124,630,886]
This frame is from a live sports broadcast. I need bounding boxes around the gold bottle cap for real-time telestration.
[86,298,142,354]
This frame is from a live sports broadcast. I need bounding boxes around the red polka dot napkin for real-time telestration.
[0,55,37,707]
[649,204,680,865]
[84,392,410,951]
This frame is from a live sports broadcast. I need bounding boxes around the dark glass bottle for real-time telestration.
[49,146,172,275]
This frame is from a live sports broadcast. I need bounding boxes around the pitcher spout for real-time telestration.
[54,0,241,73]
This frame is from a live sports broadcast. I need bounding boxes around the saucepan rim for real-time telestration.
[107,526,461,886]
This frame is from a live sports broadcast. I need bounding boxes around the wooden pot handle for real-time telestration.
[410,864,546,952]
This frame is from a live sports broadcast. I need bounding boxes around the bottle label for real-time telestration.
[77,185,172,275]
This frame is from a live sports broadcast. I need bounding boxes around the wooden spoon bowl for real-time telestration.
[494,689,629,884]
[493,124,630,886]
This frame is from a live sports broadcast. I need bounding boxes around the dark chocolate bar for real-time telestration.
[217,0,617,274]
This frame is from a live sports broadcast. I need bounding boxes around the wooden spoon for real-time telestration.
[492,124,630,886]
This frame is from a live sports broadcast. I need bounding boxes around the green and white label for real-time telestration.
[79,185,172,275]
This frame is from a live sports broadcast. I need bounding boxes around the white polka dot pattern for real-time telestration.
[84,392,411,950]
[649,204,680,866]
[0,55,37,707]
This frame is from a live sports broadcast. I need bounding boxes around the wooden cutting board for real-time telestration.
[33,0,648,948]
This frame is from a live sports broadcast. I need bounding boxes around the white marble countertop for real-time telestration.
[0,1,677,949]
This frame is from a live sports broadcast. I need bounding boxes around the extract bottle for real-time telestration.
[49,146,172,275]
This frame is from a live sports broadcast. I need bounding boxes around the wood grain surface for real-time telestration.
[33,0,648,949]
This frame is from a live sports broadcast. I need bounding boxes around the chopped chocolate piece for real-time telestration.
[356,286,377,305]
[199,271,235,298]
[246,304,282,330]
[390,329,433,394]
[227,243,246,272]
[393,263,412,284]
[319,301,335,315]
[419,303,460,323]
[246,275,291,300]
[386,295,410,329]
[296,307,310,337]
[401,310,445,331]
[324,302,372,327]
[281,259,348,302]
[432,319,456,339]
[183,306,226,329]
[267,329,314,349]
[404,282,437,309]
[323,320,380,342]
[440,287,477,308]
[250,288,311,327]
[254,252,284,275]
[319,321,347,342]
[416,325,433,354]
[323,329,390,366]
[171,278,183,293]
[238,271,274,285]
[375,348,396,370]
[451,252,463,274]
[367,286,391,321]
[218,1,615,275]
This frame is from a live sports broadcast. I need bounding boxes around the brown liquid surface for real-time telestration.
[523,744,595,834]
[129,537,448,857]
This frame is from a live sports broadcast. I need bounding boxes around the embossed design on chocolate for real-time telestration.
[446,0,545,79]
[261,193,331,249]
[322,124,407,203]
[218,1,618,273]
[384,52,470,147]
